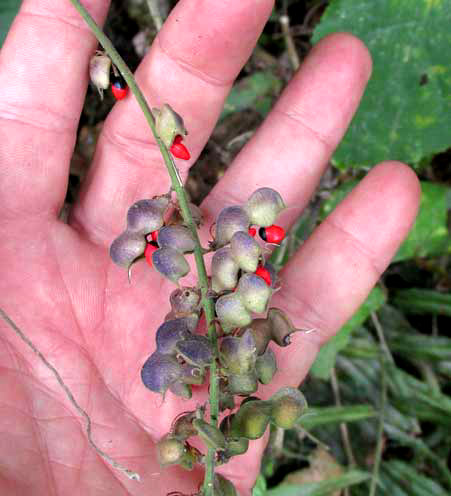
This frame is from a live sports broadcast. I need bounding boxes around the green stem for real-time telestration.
[69,1,218,492]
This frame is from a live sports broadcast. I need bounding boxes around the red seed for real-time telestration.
[248,227,257,237]
[144,243,158,267]
[170,138,190,160]
[150,231,159,242]
[255,266,271,286]
[173,135,183,144]
[111,85,127,100]
[260,225,285,244]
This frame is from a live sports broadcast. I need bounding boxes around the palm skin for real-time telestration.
[0,1,420,495]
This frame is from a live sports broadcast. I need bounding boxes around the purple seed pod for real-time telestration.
[220,329,257,375]
[267,307,300,347]
[263,261,278,288]
[157,225,196,253]
[227,372,258,396]
[239,320,272,355]
[270,387,307,429]
[164,312,199,333]
[141,352,182,395]
[180,363,205,385]
[244,187,286,227]
[110,230,146,268]
[236,273,272,314]
[230,231,261,272]
[193,418,227,451]
[152,246,190,284]
[176,335,213,368]
[169,381,192,399]
[172,411,197,440]
[255,347,277,384]
[211,247,240,292]
[126,197,169,235]
[230,399,272,439]
[214,206,249,249]
[170,287,201,315]
[215,293,252,334]
[155,318,191,355]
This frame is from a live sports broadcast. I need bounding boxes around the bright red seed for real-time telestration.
[150,231,159,242]
[248,227,257,237]
[170,136,190,160]
[111,84,127,100]
[259,225,285,244]
[144,243,158,267]
[255,266,271,286]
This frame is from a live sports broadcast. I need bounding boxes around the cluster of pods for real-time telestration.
[109,184,308,494]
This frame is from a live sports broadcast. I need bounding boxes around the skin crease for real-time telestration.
[0,0,421,495]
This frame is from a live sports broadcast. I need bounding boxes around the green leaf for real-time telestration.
[266,470,370,496]
[310,287,386,379]
[313,0,451,169]
[220,71,282,120]
[0,0,21,47]
[298,404,376,430]
[252,474,267,496]
[392,288,451,316]
[320,180,451,261]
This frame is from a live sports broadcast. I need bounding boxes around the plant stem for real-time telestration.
[69,1,219,492]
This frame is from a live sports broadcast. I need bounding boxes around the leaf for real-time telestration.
[298,404,376,430]
[313,0,451,169]
[392,288,451,316]
[310,287,386,379]
[252,474,267,496]
[319,181,451,261]
[0,0,21,47]
[220,71,282,120]
[266,470,370,496]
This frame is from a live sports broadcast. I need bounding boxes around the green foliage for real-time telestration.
[265,470,370,496]
[393,288,451,316]
[0,0,21,47]
[310,286,386,379]
[313,0,451,169]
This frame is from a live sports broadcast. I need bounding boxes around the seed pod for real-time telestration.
[227,372,258,396]
[264,262,278,288]
[270,387,307,429]
[245,187,286,227]
[89,53,111,99]
[211,247,240,292]
[155,318,191,355]
[214,206,249,249]
[172,411,197,440]
[152,247,190,284]
[241,319,272,355]
[214,474,238,496]
[255,347,277,384]
[218,380,236,411]
[268,308,300,346]
[157,435,185,467]
[230,231,261,272]
[220,417,249,457]
[176,335,213,369]
[220,329,257,375]
[110,231,146,268]
[193,419,227,451]
[126,198,169,235]
[236,273,272,313]
[170,287,201,316]
[231,399,272,439]
[169,381,192,399]
[180,363,205,385]
[157,225,196,253]
[215,293,252,333]
[141,352,181,395]
[154,103,187,148]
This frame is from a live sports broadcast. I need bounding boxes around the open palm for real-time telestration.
[0,1,420,495]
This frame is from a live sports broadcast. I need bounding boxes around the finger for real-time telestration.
[71,0,274,244]
[221,162,421,494]
[201,33,372,226]
[0,0,110,220]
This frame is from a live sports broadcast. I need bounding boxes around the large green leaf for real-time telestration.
[313,0,451,169]
[0,0,21,47]
[310,287,386,379]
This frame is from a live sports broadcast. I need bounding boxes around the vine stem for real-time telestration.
[69,1,218,493]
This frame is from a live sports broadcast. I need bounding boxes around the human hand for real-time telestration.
[0,1,420,494]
